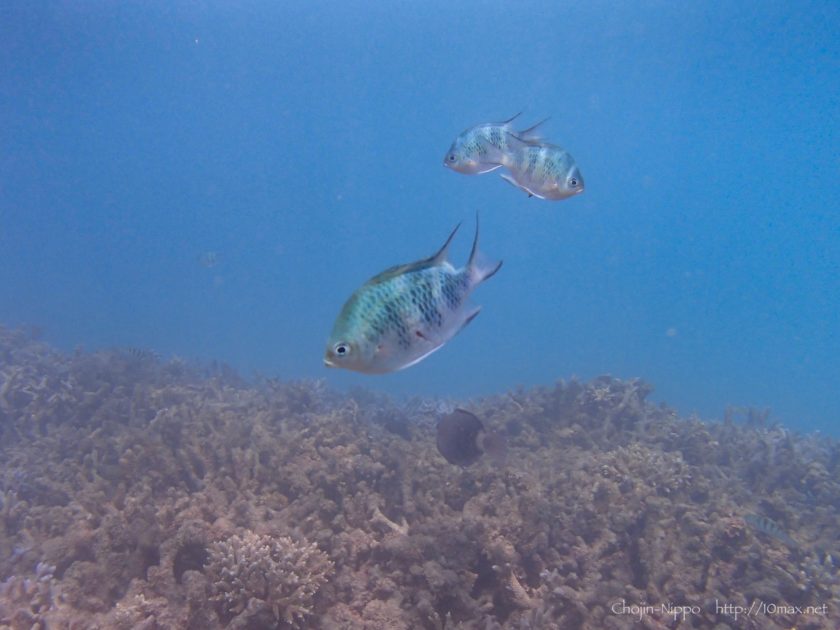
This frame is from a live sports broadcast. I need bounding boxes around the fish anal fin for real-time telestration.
[459,306,481,332]
[499,173,518,189]
[500,173,539,198]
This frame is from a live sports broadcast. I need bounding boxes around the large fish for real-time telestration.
[443,113,546,175]
[324,218,501,374]
[499,137,584,200]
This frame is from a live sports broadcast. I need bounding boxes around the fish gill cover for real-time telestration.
[0,327,839,628]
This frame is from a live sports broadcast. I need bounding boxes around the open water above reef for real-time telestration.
[2,2,839,435]
[1,325,838,629]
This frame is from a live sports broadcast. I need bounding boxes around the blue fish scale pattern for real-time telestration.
[357,268,469,349]
[465,131,492,160]
[543,153,564,178]
[514,146,563,180]
[486,126,504,151]
[525,148,541,177]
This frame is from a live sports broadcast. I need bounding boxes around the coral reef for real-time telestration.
[206,531,332,627]
[0,324,838,629]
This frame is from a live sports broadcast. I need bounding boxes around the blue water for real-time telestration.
[1,2,838,433]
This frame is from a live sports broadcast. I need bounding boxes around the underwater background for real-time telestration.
[2,1,838,434]
[1,2,839,629]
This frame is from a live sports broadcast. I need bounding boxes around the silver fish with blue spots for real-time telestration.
[443,113,546,175]
[499,136,584,200]
[324,218,501,374]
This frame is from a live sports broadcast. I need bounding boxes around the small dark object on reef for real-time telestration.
[124,347,159,362]
[744,513,798,549]
[436,408,507,467]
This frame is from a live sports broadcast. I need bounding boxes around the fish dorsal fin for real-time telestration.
[431,221,461,264]
[368,262,427,284]
[467,212,503,283]
[505,130,543,148]
[368,223,461,285]
[467,211,480,269]
[500,111,522,125]
[517,117,550,142]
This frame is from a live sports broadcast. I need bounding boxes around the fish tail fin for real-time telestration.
[432,222,461,264]
[517,117,550,142]
[467,212,503,285]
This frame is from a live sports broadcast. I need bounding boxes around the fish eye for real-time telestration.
[569,178,578,187]
[334,343,350,356]
[448,154,456,162]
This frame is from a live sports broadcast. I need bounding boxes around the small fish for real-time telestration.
[436,408,507,467]
[198,251,220,268]
[324,217,501,374]
[443,113,546,175]
[498,137,584,200]
[744,513,798,549]
[124,347,159,362]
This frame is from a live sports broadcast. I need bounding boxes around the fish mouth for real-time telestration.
[323,357,336,368]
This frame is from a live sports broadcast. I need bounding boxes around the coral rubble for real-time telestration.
[0,325,838,628]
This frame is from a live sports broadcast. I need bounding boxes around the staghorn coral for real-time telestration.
[0,325,838,628]
[0,561,66,628]
[206,530,333,627]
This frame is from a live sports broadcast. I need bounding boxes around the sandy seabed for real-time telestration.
[0,325,838,629]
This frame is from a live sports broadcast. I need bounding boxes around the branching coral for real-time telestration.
[0,326,839,628]
[0,562,64,628]
[205,531,333,627]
